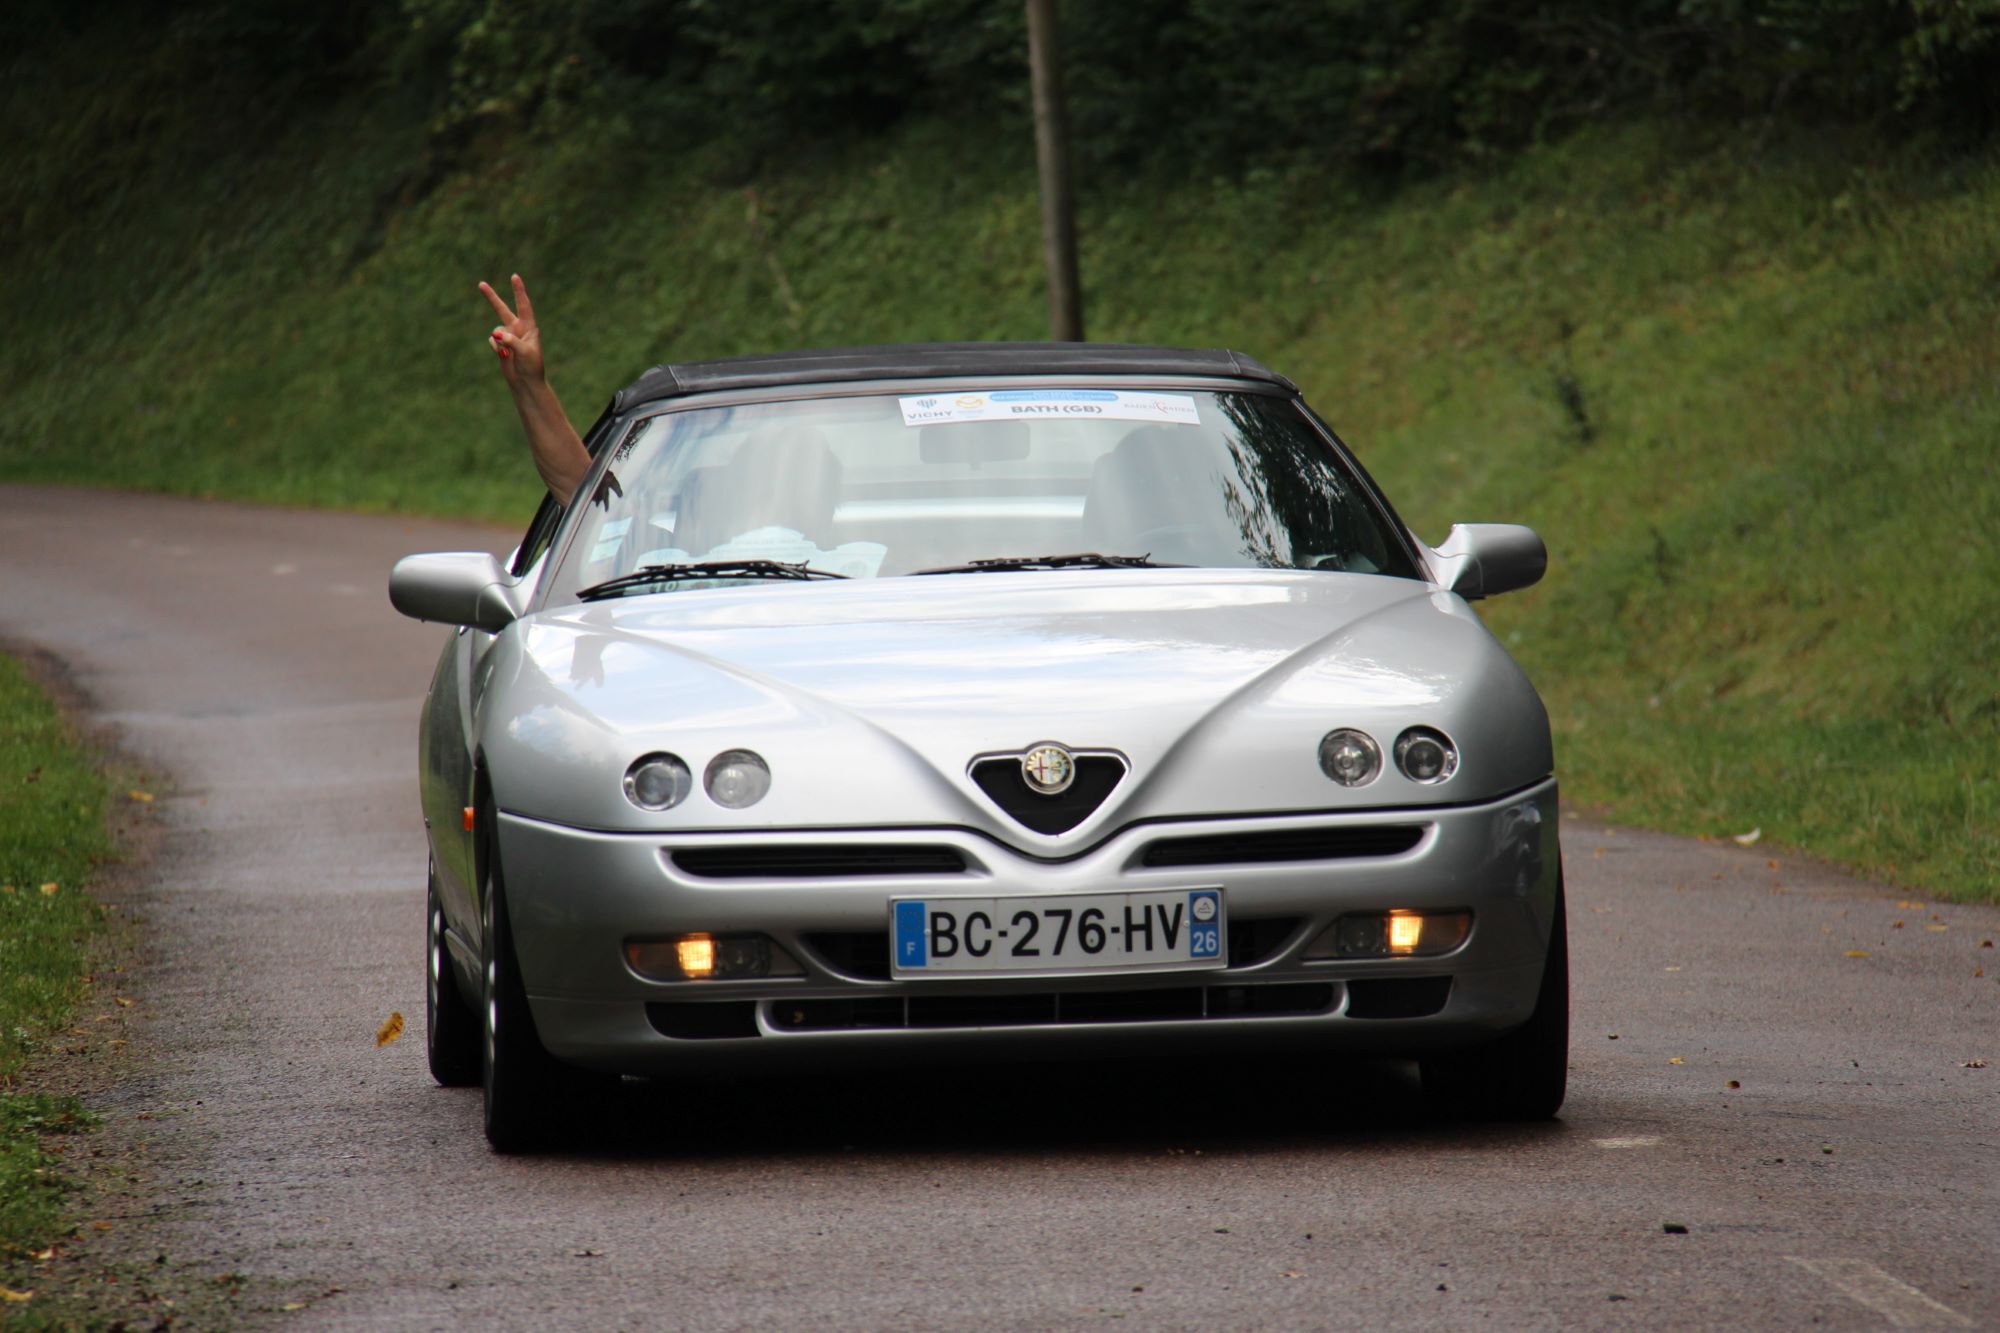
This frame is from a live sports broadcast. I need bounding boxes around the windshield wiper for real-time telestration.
[912,552,1179,576]
[576,559,849,602]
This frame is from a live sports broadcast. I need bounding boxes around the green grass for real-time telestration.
[2,61,1996,898]
[0,656,111,1282]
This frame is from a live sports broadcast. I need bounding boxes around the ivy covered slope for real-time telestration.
[1,3,1995,897]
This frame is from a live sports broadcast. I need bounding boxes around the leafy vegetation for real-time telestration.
[0,656,112,1275]
[1,4,1995,901]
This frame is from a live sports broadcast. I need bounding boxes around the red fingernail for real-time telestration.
[498,348,510,359]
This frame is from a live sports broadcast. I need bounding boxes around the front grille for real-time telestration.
[671,845,968,879]
[971,754,1126,835]
[805,931,894,981]
[1345,975,1452,1019]
[767,982,1337,1032]
[806,916,1299,982]
[647,1001,760,1039]
[1139,824,1424,868]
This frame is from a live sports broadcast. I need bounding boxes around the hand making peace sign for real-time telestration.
[480,273,546,386]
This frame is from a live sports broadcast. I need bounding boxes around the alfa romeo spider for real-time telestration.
[389,343,1565,1151]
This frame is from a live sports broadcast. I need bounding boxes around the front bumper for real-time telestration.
[496,779,1560,1076]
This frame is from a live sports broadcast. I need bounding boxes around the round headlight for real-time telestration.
[1395,727,1459,784]
[704,749,771,809]
[623,753,693,811]
[1317,729,1381,786]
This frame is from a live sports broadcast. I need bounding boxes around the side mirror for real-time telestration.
[388,552,527,632]
[1429,524,1547,601]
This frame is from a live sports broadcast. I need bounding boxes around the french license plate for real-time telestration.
[890,889,1225,978]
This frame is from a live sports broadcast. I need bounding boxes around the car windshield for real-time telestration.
[548,386,1420,601]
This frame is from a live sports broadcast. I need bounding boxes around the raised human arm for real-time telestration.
[481,274,592,505]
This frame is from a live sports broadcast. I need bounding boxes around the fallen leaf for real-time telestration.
[279,1302,308,1312]
[1981,940,1993,949]
[91,1222,112,1233]
[1732,828,1761,846]
[1607,1033,1620,1040]
[1282,1271,1305,1279]
[1,885,13,894]
[1726,1080,1741,1089]
[375,1012,405,1047]
[1767,860,1779,871]
[1,1288,33,1303]
[29,1249,53,1262]
[573,1249,603,1258]
[1926,924,1949,933]
[128,790,154,803]
[1892,920,1905,929]
[1963,1060,1988,1069]
[115,997,133,1008]
[1844,950,1870,959]
[1669,1057,1685,1065]
[1898,900,1925,910]
[39,883,58,896]
[1977,969,1986,978]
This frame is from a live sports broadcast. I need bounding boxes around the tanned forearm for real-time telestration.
[509,374,591,506]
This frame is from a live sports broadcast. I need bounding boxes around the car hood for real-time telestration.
[479,568,1551,846]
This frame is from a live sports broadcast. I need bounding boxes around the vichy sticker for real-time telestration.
[899,389,1201,427]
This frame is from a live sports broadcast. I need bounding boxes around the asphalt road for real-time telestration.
[3,484,1995,1331]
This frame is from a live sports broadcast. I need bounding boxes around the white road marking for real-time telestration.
[1591,1135,1662,1148]
[1786,1257,1973,1328]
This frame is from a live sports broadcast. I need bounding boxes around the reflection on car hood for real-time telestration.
[489,568,1550,839]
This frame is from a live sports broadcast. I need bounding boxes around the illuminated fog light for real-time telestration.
[1306,911,1473,959]
[676,936,717,978]
[1394,727,1458,784]
[1317,729,1381,787]
[625,933,803,982]
[705,750,771,808]
[623,752,693,811]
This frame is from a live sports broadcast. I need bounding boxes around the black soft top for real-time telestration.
[612,342,1295,411]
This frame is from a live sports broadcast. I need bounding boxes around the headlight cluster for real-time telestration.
[623,749,771,811]
[1317,726,1458,787]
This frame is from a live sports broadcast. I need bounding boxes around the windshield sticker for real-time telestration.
[586,517,633,564]
[899,389,1200,427]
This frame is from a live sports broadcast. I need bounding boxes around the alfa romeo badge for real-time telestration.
[1020,744,1076,796]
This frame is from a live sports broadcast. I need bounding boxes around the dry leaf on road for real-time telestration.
[1732,828,1761,846]
[375,1012,405,1047]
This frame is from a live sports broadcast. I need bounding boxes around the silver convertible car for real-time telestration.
[390,344,1565,1150]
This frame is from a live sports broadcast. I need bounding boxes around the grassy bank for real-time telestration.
[0,656,112,1301]
[3,76,1996,897]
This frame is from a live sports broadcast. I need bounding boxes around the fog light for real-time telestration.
[676,936,717,978]
[705,750,771,809]
[1305,910,1473,959]
[625,933,803,982]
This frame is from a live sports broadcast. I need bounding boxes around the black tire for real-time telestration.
[479,839,618,1152]
[426,861,481,1088]
[1420,879,1570,1121]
